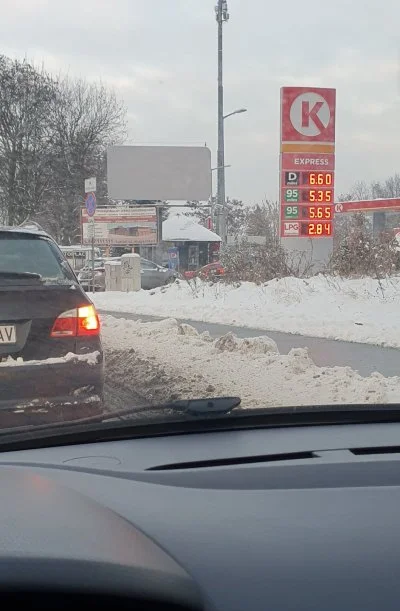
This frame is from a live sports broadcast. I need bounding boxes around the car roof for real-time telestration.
[0,225,52,239]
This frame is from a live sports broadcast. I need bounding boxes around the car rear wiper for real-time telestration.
[0,271,42,280]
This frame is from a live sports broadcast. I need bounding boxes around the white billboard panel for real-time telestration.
[107,145,212,201]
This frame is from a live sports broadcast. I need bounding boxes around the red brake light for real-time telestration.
[51,305,100,338]
[50,308,77,337]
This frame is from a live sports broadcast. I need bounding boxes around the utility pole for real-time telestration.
[215,0,229,243]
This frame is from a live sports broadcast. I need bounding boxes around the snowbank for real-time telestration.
[101,316,400,408]
[92,275,400,347]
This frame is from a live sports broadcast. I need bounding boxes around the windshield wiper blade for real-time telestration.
[0,271,42,280]
[0,397,242,437]
[154,396,241,415]
[102,396,241,420]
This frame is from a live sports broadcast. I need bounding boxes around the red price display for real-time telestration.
[302,189,333,203]
[301,206,332,220]
[301,222,332,237]
[302,172,333,187]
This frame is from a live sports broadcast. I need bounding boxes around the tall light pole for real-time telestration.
[215,0,229,242]
[215,2,247,243]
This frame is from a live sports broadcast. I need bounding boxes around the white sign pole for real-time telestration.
[84,178,97,291]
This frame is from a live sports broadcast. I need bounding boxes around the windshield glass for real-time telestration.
[0,0,399,437]
[0,235,74,283]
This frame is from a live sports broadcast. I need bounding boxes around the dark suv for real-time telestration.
[0,226,104,413]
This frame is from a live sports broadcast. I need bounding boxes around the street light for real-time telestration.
[215,0,246,243]
[223,108,247,120]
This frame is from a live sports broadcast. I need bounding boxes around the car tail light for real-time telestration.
[77,305,100,336]
[51,305,100,338]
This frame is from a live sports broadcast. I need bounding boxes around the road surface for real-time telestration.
[100,309,400,378]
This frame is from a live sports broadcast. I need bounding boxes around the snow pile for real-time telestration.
[101,315,400,409]
[92,275,400,347]
[0,351,101,368]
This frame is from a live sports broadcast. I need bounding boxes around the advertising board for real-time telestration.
[81,206,158,246]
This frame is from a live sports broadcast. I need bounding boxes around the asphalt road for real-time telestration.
[100,309,400,378]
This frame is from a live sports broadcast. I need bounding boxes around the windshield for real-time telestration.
[0,235,74,283]
[0,0,399,438]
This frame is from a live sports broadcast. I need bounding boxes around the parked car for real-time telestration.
[0,225,104,411]
[184,261,225,281]
[78,257,177,291]
[77,258,120,292]
[140,258,178,290]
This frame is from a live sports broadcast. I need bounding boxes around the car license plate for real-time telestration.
[0,325,16,344]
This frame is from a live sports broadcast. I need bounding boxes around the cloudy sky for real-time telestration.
[0,0,399,203]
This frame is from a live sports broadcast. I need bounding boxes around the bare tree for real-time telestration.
[0,56,57,224]
[185,197,247,237]
[245,200,279,246]
[43,78,127,242]
[0,56,128,241]
[371,174,400,199]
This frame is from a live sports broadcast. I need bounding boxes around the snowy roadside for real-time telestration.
[92,275,400,348]
[101,315,400,409]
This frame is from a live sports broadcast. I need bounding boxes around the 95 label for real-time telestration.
[284,205,299,219]
[284,189,299,203]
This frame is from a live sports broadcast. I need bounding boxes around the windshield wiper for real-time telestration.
[0,397,242,438]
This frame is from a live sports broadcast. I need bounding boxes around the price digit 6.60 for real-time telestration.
[309,173,332,186]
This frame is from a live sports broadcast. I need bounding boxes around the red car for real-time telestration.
[184,262,225,281]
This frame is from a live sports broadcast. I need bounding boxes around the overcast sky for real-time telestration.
[0,0,399,203]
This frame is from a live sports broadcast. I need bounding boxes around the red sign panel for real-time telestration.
[281,152,335,171]
[281,87,336,144]
[280,169,335,238]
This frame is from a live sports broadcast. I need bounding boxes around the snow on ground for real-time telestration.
[93,275,400,348]
[101,315,400,409]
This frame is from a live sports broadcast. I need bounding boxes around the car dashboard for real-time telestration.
[0,420,400,610]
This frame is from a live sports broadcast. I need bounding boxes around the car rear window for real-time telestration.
[0,234,74,282]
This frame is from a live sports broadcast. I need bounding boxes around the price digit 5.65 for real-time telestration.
[309,206,332,220]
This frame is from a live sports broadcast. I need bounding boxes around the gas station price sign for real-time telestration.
[301,171,333,186]
[280,168,335,238]
[283,205,332,221]
[301,189,333,203]
[300,221,332,237]
[280,87,336,240]
[301,206,332,220]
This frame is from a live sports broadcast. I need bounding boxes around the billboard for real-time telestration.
[81,206,158,246]
[280,87,336,239]
[107,145,212,201]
